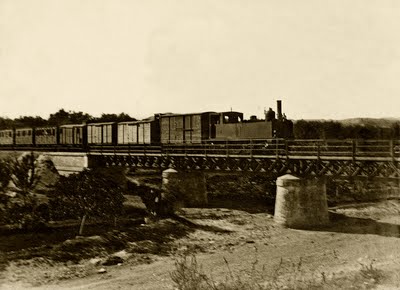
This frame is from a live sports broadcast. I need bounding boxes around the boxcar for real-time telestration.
[87,122,117,145]
[15,128,34,145]
[0,129,14,145]
[59,124,87,146]
[160,112,219,144]
[117,115,160,145]
[35,127,58,145]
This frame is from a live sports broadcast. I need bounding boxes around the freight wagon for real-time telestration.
[160,112,220,144]
[117,114,161,145]
[59,124,87,146]
[87,122,117,145]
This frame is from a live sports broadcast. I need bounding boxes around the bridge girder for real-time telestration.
[88,154,400,180]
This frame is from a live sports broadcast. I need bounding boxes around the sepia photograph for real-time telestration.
[1,0,400,289]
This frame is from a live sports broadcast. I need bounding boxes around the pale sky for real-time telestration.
[1,0,400,120]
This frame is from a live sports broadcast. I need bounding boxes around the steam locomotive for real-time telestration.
[0,101,293,148]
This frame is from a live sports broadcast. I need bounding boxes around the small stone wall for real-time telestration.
[274,174,329,228]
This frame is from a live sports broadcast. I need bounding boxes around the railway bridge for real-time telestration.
[85,139,400,228]
[2,139,400,228]
[2,138,400,178]
[87,139,400,179]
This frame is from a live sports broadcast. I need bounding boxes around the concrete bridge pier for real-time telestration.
[274,174,329,228]
[161,168,208,209]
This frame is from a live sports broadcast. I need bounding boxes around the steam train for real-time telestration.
[0,101,293,148]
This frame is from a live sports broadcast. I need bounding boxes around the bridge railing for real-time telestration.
[161,139,400,160]
[3,139,400,160]
[79,139,400,160]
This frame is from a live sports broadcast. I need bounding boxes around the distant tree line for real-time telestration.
[294,120,400,139]
[0,109,136,129]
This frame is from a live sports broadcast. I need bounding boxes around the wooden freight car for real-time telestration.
[15,128,34,145]
[117,114,160,145]
[59,124,87,146]
[160,112,220,144]
[87,122,117,145]
[35,127,58,145]
[0,129,14,145]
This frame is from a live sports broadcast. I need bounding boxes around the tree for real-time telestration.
[0,117,14,130]
[294,120,321,139]
[0,159,11,193]
[13,116,48,128]
[1,154,49,229]
[53,170,125,235]
[0,159,12,224]
[93,113,136,123]
[11,152,39,203]
[48,109,93,126]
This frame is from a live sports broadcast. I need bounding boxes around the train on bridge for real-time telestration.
[0,101,293,148]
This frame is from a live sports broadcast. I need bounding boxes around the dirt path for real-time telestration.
[2,202,400,289]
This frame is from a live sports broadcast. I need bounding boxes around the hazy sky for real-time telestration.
[1,0,400,120]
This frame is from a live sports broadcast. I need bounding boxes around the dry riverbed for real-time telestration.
[2,200,400,289]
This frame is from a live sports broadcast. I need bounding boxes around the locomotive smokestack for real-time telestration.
[277,100,282,120]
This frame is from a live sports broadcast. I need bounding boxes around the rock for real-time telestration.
[102,256,124,266]
[113,250,131,260]
[35,155,60,190]
[89,258,102,265]
[128,240,161,254]
[97,268,107,274]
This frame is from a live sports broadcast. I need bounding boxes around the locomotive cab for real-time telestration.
[214,100,293,140]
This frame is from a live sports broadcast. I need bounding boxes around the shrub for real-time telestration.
[11,152,39,200]
[170,255,212,290]
[52,169,126,235]
[1,198,49,230]
[0,158,11,192]
[170,255,387,290]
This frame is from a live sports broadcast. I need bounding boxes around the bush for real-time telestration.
[52,169,126,235]
[1,198,49,230]
[48,196,80,221]
[0,158,11,192]
[171,255,387,290]
[11,152,39,197]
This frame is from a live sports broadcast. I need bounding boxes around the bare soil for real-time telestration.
[2,200,400,289]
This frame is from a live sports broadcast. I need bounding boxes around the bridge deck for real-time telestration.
[2,139,400,178]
